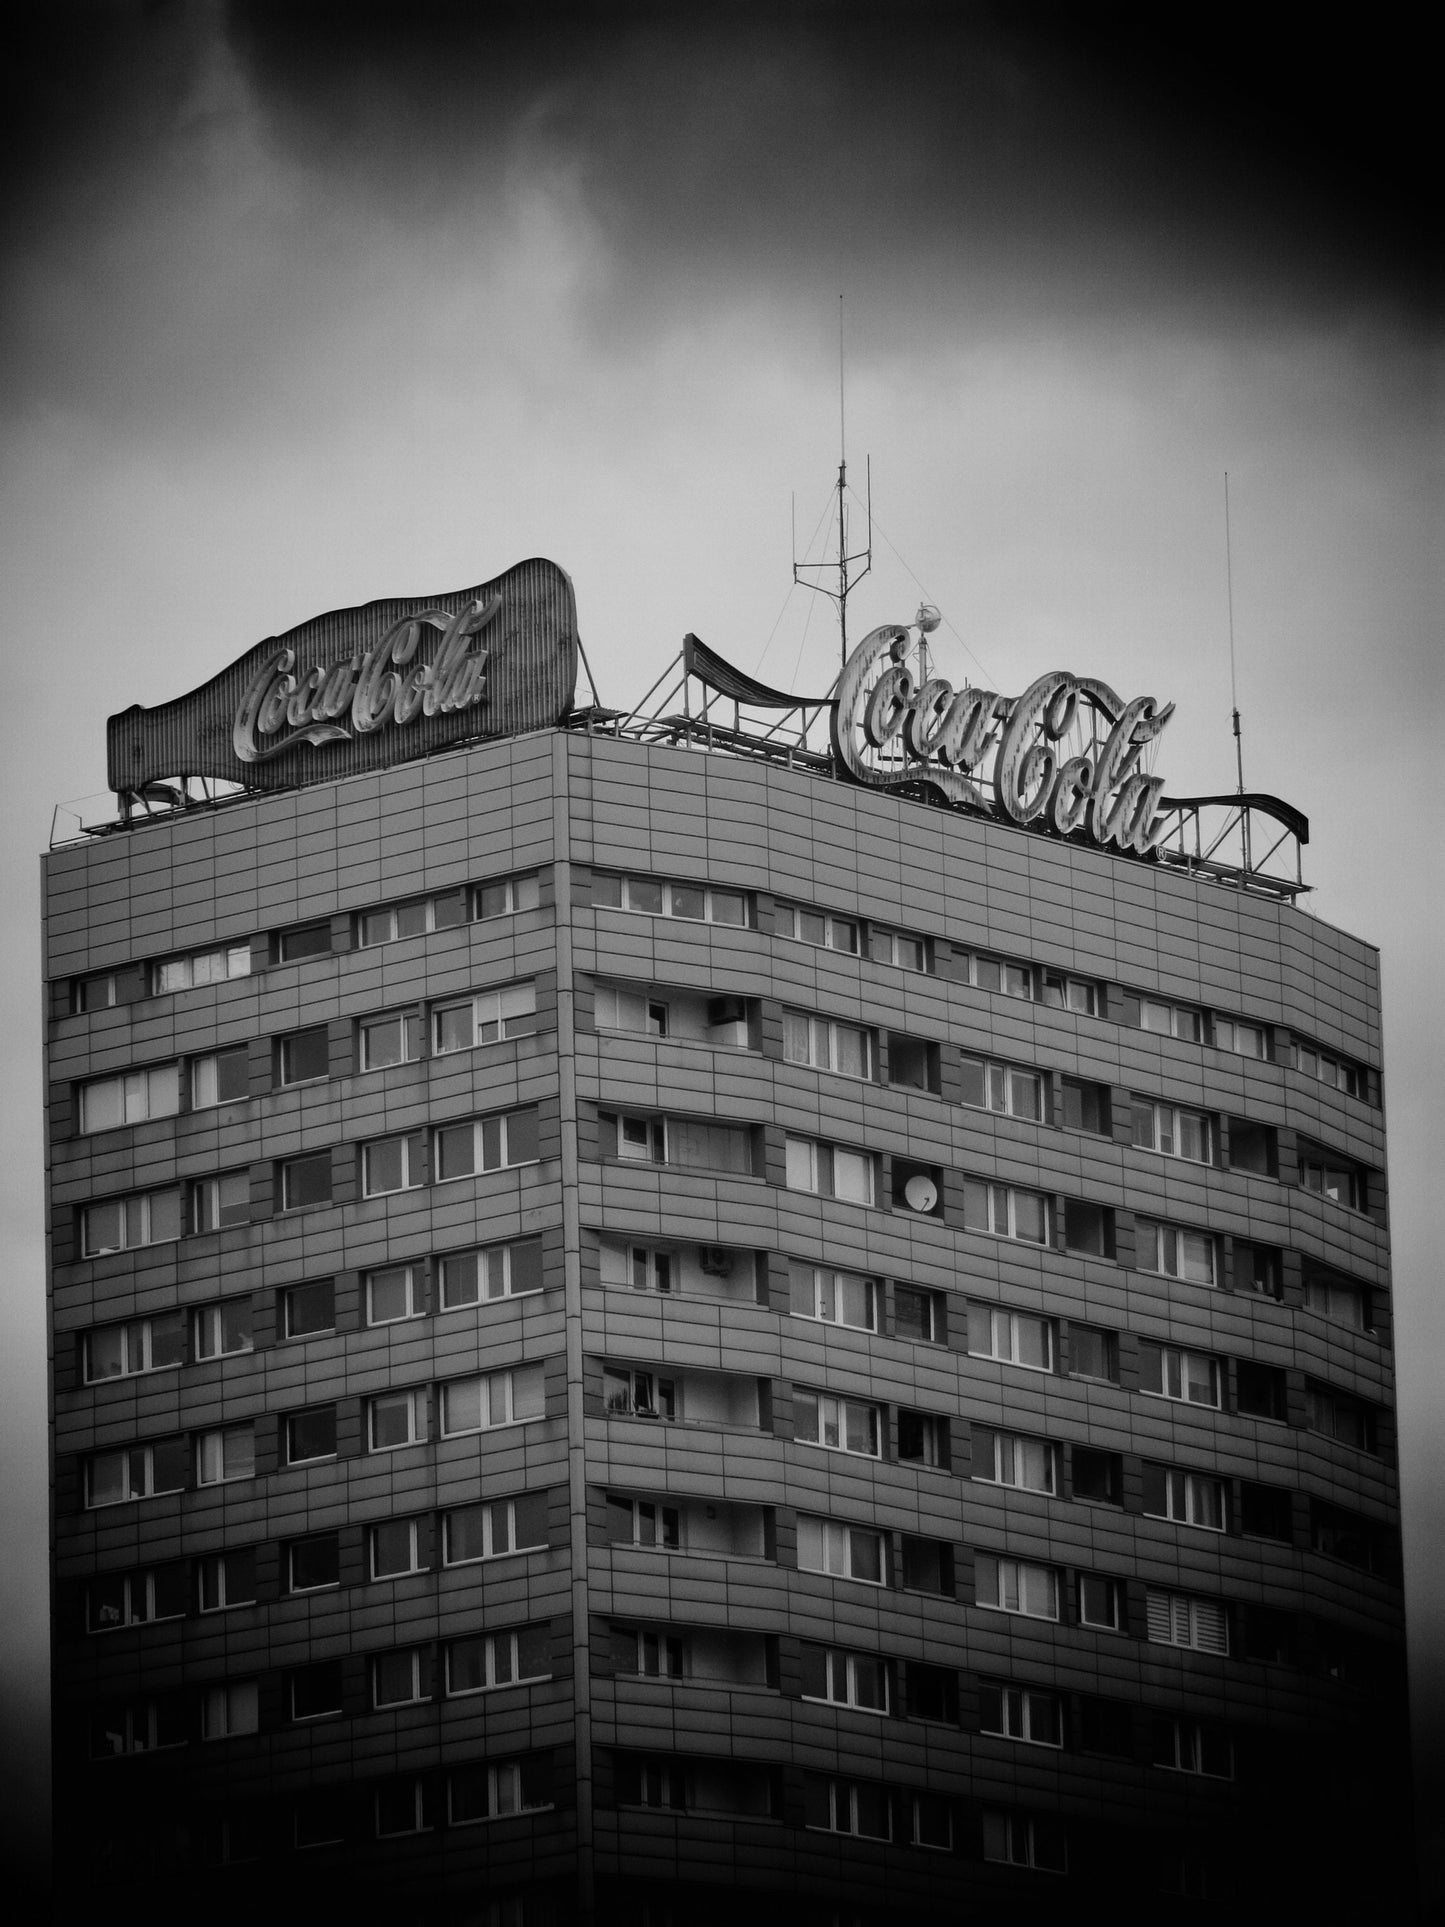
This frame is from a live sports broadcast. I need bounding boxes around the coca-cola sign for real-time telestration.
[832,623,1176,855]
[107,557,579,795]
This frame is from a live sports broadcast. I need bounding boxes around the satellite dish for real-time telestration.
[915,603,942,635]
[903,1173,938,1213]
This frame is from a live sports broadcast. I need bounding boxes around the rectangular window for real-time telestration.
[1058,1075,1111,1136]
[279,1026,329,1085]
[197,1549,257,1612]
[804,1776,892,1840]
[906,1662,958,1724]
[963,952,1033,999]
[975,1554,1059,1620]
[439,1237,543,1307]
[284,1407,337,1466]
[81,1187,182,1257]
[374,1781,430,1838]
[433,1107,539,1179]
[358,892,462,947]
[366,1264,422,1325]
[440,1364,546,1436]
[1078,1573,1125,1631]
[370,1518,424,1579]
[476,872,541,919]
[1306,1382,1379,1452]
[1135,1217,1215,1286]
[200,1680,259,1741]
[593,983,668,1037]
[443,1493,549,1566]
[1299,1152,1364,1211]
[445,1625,551,1696]
[1139,1342,1221,1407]
[1140,998,1201,1042]
[598,1241,679,1294]
[796,1515,884,1585]
[1131,1098,1213,1163]
[1294,1039,1362,1096]
[774,901,857,952]
[788,1262,876,1330]
[432,981,537,1054]
[1068,1325,1118,1382]
[979,1683,1063,1747]
[961,1179,1050,1244]
[1305,1274,1368,1329]
[1236,1239,1284,1299]
[1041,970,1097,1015]
[79,1065,180,1133]
[784,1135,874,1205]
[290,1662,344,1721]
[287,1534,341,1592]
[1236,1361,1289,1421]
[358,1009,422,1071]
[608,1496,682,1551]
[900,1535,952,1597]
[83,1311,186,1382]
[190,1171,252,1233]
[801,1646,890,1713]
[367,1389,427,1451]
[958,1056,1043,1120]
[73,970,117,1013]
[1071,1447,1122,1504]
[595,873,748,925]
[282,1278,334,1338]
[968,1307,1054,1372]
[361,1132,425,1197]
[868,924,930,971]
[192,1299,252,1360]
[280,1152,332,1211]
[85,1439,187,1508]
[1215,1016,1267,1058]
[897,1410,949,1469]
[86,1563,186,1633]
[972,1429,1057,1494]
[196,1425,255,1486]
[783,1010,873,1079]
[1142,1465,1227,1531]
[191,1047,249,1109]
[447,1758,549,1825]
[276,923,330,963]
[1311,1502,1386,1572]
[90,1695,187,1756]
[983,1812,1068,1873]
[792,1390,882,1458]
[604,1366,676,1420]
[893,1283,945,1343]
[1151,1717,1233,1778]
[153,943,251,995]
[1146,1589,1229,1654]
[372,1649,426,1709]
[912,1793,954,1851]
[1241,1482,1294,1542]
[633,1629,685,1678]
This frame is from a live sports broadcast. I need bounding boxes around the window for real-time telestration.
[1227,1117,1277,1175]
[868,924,929,971]
[594,872,748,925]
[73,970,118,1013]
[980,1683,1063,1747]
[192,1299,252,1362]
[632,1629,684,1677]
[797,1515,884,1584]
[372,1649,427,1709]
[153,943,251,994]
[1215,1016,1267,1059]
[801,1645,890,1712]
[290,1662,344,1721]
[1078,1573,1125,1631]
[477,872,541,919]
[433,981,537,1053]
[1299,1150,1364,1211]
[90,1695,187,1757]
[973,1429,1057,1493]
[375,1780,431,1838]
[604,1366,675,1420]
[1142,1465,1227,1530]
[1151,1717,1232,1778]
[442,1493,549,1566]
[804,1776,892,1840]
[1241,1482,1294,1542]
[912,1792,954,1851]
[81,1187,182,1256]
[959,1056,1042,1120]
[1236,1360,1288,1421]
[361,1132,425,1197]
[1059,1075,1111,1135]
[439,1237,543,1307]
[783,1010,873,1078]
[83,1311,185,1382]
[1236,1239,1283,1299]
[1041,969,1097,1015]
[593,984,670,1037]
[1139,1342,1220,1407]
[1068,1325,1118,1382]
[440,1364,546,1436]
[434,1107,539,1179]
[358,1009,422,1071]
[893,1283,945,1343]
[1135,1217,1215,1285]
[773,901,856,951]
[1146,1589,1229,1654]
[789,1262,875,1330]
[969,1306,1053,1372]
[608,1496,682,1551]
[1307,1381,1379,1452]
[370,1518,425,1578]
[617,1114,665,1164]
[446,1625,551,1696]
[448,1759,549,1825]
[284,1406,337,1466]
[1071,1447,1122,1504]
[190,1171,252,1233]
[1131,1098,1213,1163]
[368,1389,427,1450]
[982,1812,1067,1873]
[1305,1274,1368,1329]
[793,1390,881,1458]
[1140,997,1201,1042]
[897,1410,950,1469]
[961,1179,1050,1243]
[200,1681,259,1740]
[86,1563,186,1633]
[287,1534,340,1592]
[1294,1039,1363,1097]
[1312,1501,1388,1572]
[191,1047,249,1108]
[784,1135,874,1205]
[196,1425,255,1486]
[961,951,1034,998]
[197,1549,256,1612]
[976,1554,1059,1620]
[276,923,330,963]
[900,1535,953,1597]
[280,1152,332,1211]
[599,1241,677,1294]
[79,1065,179,1133]
[85,1439,187,1508]
[366,1264,422,1325]
[282,1278,334,1337]
[279,1026,329,1085]
[357,889,467,947]
[887,1033,937,1093]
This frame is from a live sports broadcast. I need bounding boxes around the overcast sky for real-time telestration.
[0,2,1437,1903]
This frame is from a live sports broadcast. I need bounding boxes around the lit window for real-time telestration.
[361,1132,425,1197]
[1131,1098,1213,1162]
[796,1515,884,1584]
[192,1299,253,1359]
[959,1055,1042,1119]
[369,1519,424,1579]
[445,1625,551,1696]
[79,1065,180,1133]
[1143,1465,1227,1531]
[439,1237,543,1307]
[783,1010,873,1078]
[443,1493,549,1566]
[774,901,857,952]
[788,1262,875,1329]
[792,1389,881,1458]
[1135,1217,1215,1285]
[358,1009,422,1071]
[433,981,537,1053]
[200,1681,259,1741]
[980,1682,1063,1746]
[1041,970,1097,1015]
[197,1549,256,1612]
[440,1364,546,1436]
[279,1026,329,1085]
[191,1046,249,1108]
[1139,1342,1220,1407]
[868,924,929,971]
[975,1554,1059,1620]
[196,1425,255,1486]
[784,1134,874,1205]
[81,1187,182,1256]
[969,1307,1053,1371]
[961,1179,1050,1244]
[973,1429,1056,1494]
[366,1264,422,1325]
[83,1311,185,1382]
[190,1172,252,1233]
[367,1389,427,1451]
[433,1107,539,1179]
[153,944,251,995]
[803,1776,891,1840]
[1146,1589,1229,1653]
[982,1811,1067,1872]
[85,1439,187,1508]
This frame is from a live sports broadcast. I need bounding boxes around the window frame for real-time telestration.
[439,1363,547,1438]
[782,1009,874,1080]
[783,1134,875,1206]
[358,1008,423,1073]
[796,1514,885,1586]
[432,1107,540,1181]
[190,1046,250,1110]
[792,1388,883,1460]
[152,943,252,996]
[1131,1097,1214,1163]
[788,1262,876,1331]
[432,980,538,1055]
[365,1263,423,1326]
[975,1553,1060,1621]
[361,1131,426,1198]
[958,1054,1044,1121]
[82,1311,186,1383]
[968,1306,1054,1373]
[195,1424,255,1487]
[773,901,857,952]
[1135,1216,1217,1286]
[80,1187,183,1258]
[367,1388,428,1453]
[78,1064,181,1134]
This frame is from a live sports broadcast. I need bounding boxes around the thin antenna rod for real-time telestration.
[1225,471,1244,796]
[793,296,872,670]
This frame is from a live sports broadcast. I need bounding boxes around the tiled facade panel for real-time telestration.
[46,728,1406,1926]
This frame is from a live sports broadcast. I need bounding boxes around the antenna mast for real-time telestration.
[795,295,872,668]
[1224,471,1251,873]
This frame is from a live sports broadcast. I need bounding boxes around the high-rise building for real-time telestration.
[45,563,1410,1925]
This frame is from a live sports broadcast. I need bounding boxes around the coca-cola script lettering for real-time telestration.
[831,624,1176,856]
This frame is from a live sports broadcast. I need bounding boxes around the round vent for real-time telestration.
[903,1173,938,1213]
